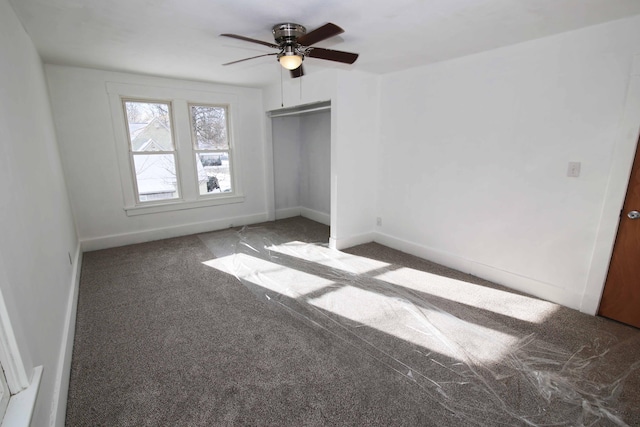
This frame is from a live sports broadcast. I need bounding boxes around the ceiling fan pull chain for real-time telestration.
[280,65,284,107]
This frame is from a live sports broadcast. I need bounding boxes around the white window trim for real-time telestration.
[0,286,42,427]
[1,366,42,427]
[0,293,28,394]
[122,98,183,205]
[106,82,244,216]
[124,194,245,216]
[188,103,238,200]
[0,370,8,423]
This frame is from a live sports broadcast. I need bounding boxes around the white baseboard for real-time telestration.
[373,231,582,310]
[275,207,302,221]
[48,244,82,427]
[275,207,330,226]
[80,212,269,252]
[329,232,375,251]
[580,293,603,317]
[300,207,330,226]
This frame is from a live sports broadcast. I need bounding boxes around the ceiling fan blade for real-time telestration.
[307,47,359,64]
[220,33,279,49]
[290,65,304,79]
[297,23,344,46]
[222,53,278,66]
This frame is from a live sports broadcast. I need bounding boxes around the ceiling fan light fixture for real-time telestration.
[278,52,303,70]
[221,22,357,79]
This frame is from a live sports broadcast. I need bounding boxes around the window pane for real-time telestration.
[133,154,179,201]
[190,105,229,150]
[125,101,174,152]
[196,152,232,195]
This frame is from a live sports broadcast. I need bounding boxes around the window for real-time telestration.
[107,82,244,216]
[123,100,180,203]
[190,104,234,195]
[0,366,8,422]
[0,289,40,426]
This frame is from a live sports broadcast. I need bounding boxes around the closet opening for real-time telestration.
[268,101,332,240]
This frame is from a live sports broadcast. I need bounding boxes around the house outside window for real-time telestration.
[123,100,180,203]
[107,82,244,216]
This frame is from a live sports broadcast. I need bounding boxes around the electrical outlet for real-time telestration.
[376,217,382,227]
[567,162,581,178]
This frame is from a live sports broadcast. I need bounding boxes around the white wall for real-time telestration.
[272,110,331,224]
[0,0,79,425]
[332,72,380,247]
[272,115,302,215]
[264,69,380,247]
[377,15,640,310]
[263,70,339,113]
[299,110,331,216]
[45,65,268,250]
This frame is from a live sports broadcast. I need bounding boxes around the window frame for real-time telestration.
[122,98,183,205]
[0,360,9,421]
[0,287,41,427]
[188,103,237,199]
[107,82,245,216]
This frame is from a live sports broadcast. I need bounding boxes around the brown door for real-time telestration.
[598,135,640,328]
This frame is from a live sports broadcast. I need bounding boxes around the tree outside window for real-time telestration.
[190,104,233,195]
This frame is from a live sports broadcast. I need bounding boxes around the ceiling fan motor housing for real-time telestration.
[272,23,306,45]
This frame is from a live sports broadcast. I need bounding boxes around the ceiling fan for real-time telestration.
[221,23,359,78]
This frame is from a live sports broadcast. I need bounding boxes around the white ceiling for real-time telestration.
[9,0,640,88]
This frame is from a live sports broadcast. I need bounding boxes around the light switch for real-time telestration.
[567,162,581,177]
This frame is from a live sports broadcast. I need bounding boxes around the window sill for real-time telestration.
[2,366,42,427]
[124,194,245,216]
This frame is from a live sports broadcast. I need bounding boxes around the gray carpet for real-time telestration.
[66,217,640,426]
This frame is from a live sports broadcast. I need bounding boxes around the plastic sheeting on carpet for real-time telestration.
[199,223,640,427]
